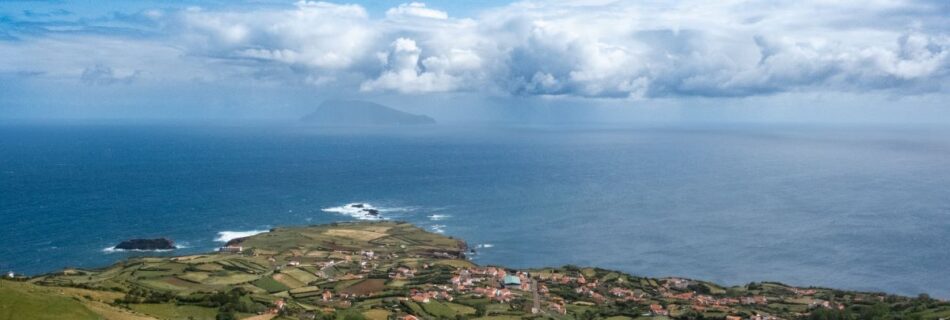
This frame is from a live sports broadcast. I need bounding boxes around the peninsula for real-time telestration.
[2,222,947,320]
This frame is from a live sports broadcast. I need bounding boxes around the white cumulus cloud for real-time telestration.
[360,38,477,93]
[1,0,947,99]
[386,2,449,20]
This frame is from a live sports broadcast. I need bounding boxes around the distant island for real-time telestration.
[301,100,436,126]
[2,221,946,320]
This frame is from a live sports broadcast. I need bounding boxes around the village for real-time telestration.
[14,221,947,320]
[211,226,906,320]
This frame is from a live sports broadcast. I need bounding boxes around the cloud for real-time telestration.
[1,0,947,99]
[484,1,949,98]
[359,38,482,93]
[181,1,375,70]
[80,64,140,85]
[386,2,448,20]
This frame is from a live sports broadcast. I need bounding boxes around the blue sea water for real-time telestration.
[1,123,948,298]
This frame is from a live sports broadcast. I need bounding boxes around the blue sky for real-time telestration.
[1,0,948,122]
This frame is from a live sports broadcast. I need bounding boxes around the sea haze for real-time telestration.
[1,123,948,298]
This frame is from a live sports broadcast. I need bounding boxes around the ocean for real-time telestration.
[1,123,948,298]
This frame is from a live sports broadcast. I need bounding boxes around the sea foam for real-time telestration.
[215,230,268,243]
[102,247,178,253]
[428,214,450,221]
[321,202,411,220]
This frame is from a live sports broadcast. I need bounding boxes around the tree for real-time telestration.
[859,303,892,320]
[335,309,366,320]
[215,310,237,320]
[808,308,853,320]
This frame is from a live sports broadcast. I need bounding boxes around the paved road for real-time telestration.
[531,278,541,314]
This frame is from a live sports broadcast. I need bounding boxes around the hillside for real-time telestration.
[8,221,949,320]
[301,100,436,125]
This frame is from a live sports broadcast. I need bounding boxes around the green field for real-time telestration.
[0,280,100,320]
[11,221,949,320]
[421,301,477,317]
[129,304,219,320]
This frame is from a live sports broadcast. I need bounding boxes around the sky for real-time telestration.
[0,0,948,123]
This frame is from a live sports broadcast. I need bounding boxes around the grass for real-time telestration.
[362,309,390,320]
[129,304,219,320]
[0,280,100,320]
[401,301,427,317]
[331,279,363,292]
[272,273,306,289]
[82,300,157,320]
[178,272,210,283]
[282,268,319,284]
[138,278,191,291]
[253,277,291,293]
[910,306,950,320]
[204,273,259,286]
[433,259,476,269]
[340,279,386,296]
[324,229,389,241]
[386,279,408,287]
[419,301,476,317]
[483,303,511,315]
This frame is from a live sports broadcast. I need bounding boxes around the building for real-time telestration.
[219,245,243,253]
[650,304,669,316]
[503,274,521,287]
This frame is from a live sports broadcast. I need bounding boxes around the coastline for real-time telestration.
[6,221,946,320]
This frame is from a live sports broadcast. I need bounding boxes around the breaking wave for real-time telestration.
[429,224,446,234]
[102,246,180,253]
[428,214,450,221]
[215,230,268,243]
[321,202,412,220]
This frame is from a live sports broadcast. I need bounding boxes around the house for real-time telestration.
[741,296,768,305]
[361,250,375,259]
[402,316,419,320]
[667,278,691,290]
[609,287,638,298]
[219,245,243,253]
[390,266,415,279]
[549,302,566,314]
[672,292,695,300]
[275,299,286,310]
[322,290,333,302]
[5,271,13,278]
[287,260,301,267]
[590,292,606,304]
[492,288,513,302]
[650,304,668,316]
[503,274,521,287]
[411,293,430,303]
